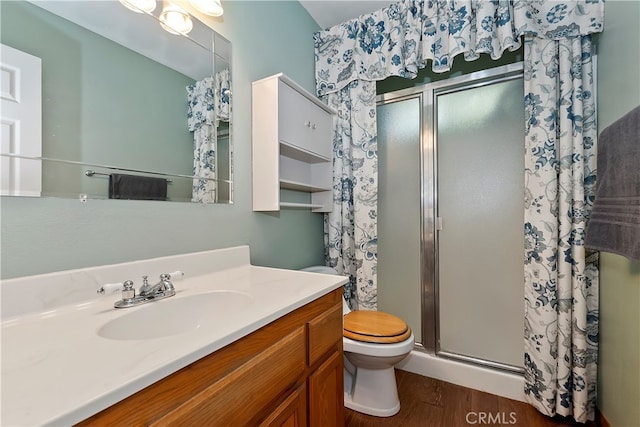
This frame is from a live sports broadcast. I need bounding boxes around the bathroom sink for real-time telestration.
[97,291,252,340]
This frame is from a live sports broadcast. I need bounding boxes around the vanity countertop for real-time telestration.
[1,251,347,426]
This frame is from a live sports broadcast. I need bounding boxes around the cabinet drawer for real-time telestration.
[307,303,343,366]
[279,81,332,159]
[151,326,306,426]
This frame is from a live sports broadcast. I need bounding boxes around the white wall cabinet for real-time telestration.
[252,73,336,212]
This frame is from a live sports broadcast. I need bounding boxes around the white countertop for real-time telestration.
[1,260,347,426]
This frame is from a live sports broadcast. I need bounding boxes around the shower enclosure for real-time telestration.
[376,63,525,374]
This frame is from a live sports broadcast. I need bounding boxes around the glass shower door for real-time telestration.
[376,63,525,372]
[434,68,525,370]
[377,95,424,344]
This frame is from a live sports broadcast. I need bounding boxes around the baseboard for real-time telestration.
[396,350,525,402]
[596,406,611,427]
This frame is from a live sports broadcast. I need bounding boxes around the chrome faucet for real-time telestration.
[139,273,175,297]
[113,273,177,308]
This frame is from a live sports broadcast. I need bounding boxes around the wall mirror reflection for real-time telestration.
[0,0,232,203]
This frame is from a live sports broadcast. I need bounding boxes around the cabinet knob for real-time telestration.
[311,123,316,129]
[304,121,311,127]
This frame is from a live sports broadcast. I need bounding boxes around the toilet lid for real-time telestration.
[343,310,412,344]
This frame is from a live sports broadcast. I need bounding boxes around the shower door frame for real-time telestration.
[376,87,436,352]
[376,62,524,374]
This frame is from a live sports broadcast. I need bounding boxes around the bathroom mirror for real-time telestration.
[0,0,232,203]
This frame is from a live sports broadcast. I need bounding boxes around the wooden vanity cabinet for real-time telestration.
[77,288,344,427]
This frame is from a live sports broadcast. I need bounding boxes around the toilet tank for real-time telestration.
[301,266,350,313]
[301,266,339,275]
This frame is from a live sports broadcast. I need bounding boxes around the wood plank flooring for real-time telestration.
[345,369,599,427]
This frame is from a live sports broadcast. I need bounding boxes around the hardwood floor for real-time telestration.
[345,369,599,427]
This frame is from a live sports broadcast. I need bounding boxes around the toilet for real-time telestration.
[301,266,414,417]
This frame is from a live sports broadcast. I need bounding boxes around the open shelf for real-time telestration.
[279,142,331,164]
[280,202,325,209]
[280,179,331,192]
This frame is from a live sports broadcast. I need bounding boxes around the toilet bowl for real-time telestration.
[301,266,414,417]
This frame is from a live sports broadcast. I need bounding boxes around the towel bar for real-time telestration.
[85,170,173,183]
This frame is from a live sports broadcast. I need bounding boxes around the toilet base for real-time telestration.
[344,393,400,417]
[343,365,401,417]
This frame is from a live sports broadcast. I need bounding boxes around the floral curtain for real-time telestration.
[523,34,599,422]
[323,80,378,310]
[315,1,604,96]
[187,69,231,204]
[187,76,217,203]
[315,0,603,421]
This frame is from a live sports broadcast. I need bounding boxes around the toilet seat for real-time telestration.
[343,311,412,344]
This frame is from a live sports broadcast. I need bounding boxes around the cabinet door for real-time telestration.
[260,384,307,427]
[308,349,344,427]
[279,81,332,159]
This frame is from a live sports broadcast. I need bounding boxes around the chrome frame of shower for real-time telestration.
[376,87,435,352]
[376,62,525,375]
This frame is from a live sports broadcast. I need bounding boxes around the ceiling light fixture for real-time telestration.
[118,0,157,14]
[159,2,194,35]
[189,0,223,17]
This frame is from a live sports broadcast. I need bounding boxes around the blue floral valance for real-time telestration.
[314,0,604,96]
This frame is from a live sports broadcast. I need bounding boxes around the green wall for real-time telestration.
[595,1,640,426]
[0,1,325,279]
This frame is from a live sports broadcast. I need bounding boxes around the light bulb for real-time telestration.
[118,0,156,13]
[189,0,223,17]
[159,3,194,35]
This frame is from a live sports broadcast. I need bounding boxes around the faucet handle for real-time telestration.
[97,282,122,295]
[139,275,154,295]
[122,280,136,302]
[159,273,175,293]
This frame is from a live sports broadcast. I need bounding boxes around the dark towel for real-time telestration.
[108,173,167,201]
[585,106,640,262]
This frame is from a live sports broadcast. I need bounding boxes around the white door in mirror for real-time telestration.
[0,44,42,197]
